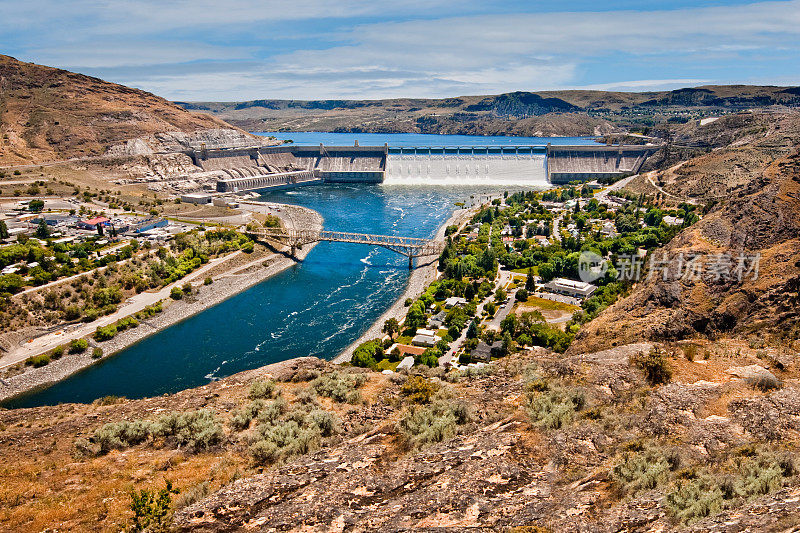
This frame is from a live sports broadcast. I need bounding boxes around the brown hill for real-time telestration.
[572,112,800,354]
[0,55,242,166]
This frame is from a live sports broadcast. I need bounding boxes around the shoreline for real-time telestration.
[0,204,323,404]
[333,204,478,364]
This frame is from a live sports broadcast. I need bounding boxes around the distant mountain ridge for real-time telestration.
[178,85,800,136]
[0,55,247,166]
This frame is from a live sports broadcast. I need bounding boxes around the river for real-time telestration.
[9,134,596,407]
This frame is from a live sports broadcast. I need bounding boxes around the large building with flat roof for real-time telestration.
[541,278,597,299]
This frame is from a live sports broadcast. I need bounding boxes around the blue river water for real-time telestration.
[8,134,596,408]
[255,131,598,147]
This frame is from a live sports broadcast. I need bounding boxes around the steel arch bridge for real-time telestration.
[251,227,444,268]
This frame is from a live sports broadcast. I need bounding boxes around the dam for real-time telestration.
[187,141,657,194]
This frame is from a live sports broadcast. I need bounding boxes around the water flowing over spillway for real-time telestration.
[384,152,547,186]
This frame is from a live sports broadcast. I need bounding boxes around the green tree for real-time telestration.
[382,318,400,339]
[466,319,479,339]
[501,331,514,356]
[28,199,44,212]
[129,479,179,532]
[0,220,8,240]
[525,267,535,291]
[34,220,50,239]
[405,301,427,329]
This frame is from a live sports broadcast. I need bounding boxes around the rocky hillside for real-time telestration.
[1,343,798,532]
[571,111,800,355]
[179,86,800,136]
[0,55,247,166]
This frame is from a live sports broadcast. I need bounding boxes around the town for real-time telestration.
[350,184,700,372]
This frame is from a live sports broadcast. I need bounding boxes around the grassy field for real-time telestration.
[521,295,580,312]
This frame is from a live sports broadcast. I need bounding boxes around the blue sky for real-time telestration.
[2,0,799,101]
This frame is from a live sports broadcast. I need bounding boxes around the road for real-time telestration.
[438,268,514,367]
[0,250,242,370]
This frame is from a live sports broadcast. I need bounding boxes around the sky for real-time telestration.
[2,0,799,101]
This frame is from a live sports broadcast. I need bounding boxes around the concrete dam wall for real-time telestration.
[192,143,657,193]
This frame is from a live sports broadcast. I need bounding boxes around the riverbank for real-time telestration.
[333,204,478,363]
[0,204,323,404]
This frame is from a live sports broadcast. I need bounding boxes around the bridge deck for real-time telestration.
[252,227,444,260]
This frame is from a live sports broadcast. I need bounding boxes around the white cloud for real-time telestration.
[4,0,800,99]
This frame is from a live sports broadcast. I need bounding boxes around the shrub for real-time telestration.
[665,476,724,524]
[204,276,213,286]
[256,397,288,425]
[152,409,223,450]
[632,348,672,385]
[91,347,104,359]
[311,372,366,403]
[94,420,153,453]
[230,400,266,431]
[400,375,440,404]
[612,450,670,495]
[170,286,183,300]
[306,409,341,437]
[248,379,278,400]
[525,384,585,430]
[398,400,469,448]
[249,419,321,465]
[93,324,117,341]
[25,354,51,367]
[129,480,179,532]
[174,481,210,510]
[50,345,64,360]
[69,338,89,354]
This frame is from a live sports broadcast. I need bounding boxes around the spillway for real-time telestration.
[384,146,547,186]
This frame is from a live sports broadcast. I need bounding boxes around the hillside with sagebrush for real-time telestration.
[0,55,242,166]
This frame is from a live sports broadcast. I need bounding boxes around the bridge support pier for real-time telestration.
[408,255,413,270]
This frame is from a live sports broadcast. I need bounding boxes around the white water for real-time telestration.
[384,153,548,186]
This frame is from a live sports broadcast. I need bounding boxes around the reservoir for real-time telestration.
[8,134,597,407]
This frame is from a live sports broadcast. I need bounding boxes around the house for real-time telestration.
[600,221,618,237]
[533,235,549,246]
[427,310,447,330]
[396,356,415,371]
[663,215,684,226]
[541,277,597,299]
[411,328,438,347]
[77,216,110,230]
[470,341,503,363]
[444,296,467,308]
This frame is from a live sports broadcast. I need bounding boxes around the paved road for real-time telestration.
[438,268,514,366]
[0,250,242,370]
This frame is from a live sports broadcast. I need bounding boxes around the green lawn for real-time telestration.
[511,266,539,276]
[375,359,400,371]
